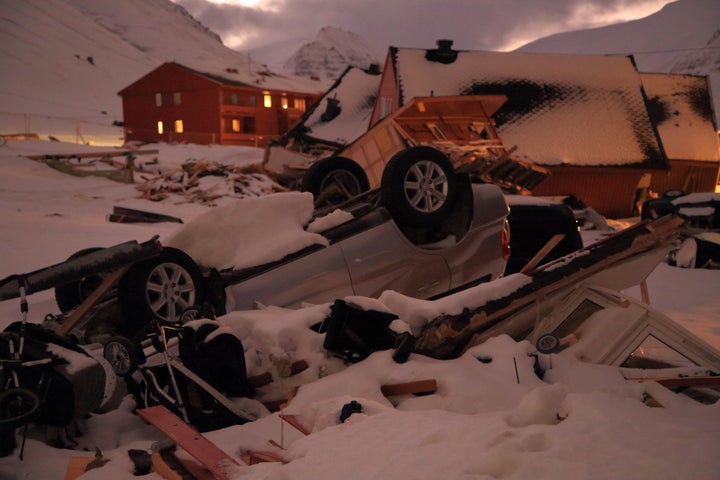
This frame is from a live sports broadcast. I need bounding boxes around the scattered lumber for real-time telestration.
[26,149,158,184]
[137,405,241,479]
[413,215,685,359]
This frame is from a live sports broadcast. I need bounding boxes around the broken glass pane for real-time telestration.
[621,335,699,369]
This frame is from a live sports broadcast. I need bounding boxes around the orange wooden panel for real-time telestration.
[137,405,241,479]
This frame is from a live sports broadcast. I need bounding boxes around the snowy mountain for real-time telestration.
[517,0,720,124]
[278,27,385,80]
[0,0,325,145]
[1,0,717,146]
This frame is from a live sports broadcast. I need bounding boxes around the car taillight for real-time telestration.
[502,220,510,261]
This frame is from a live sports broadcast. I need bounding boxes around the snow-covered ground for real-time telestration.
[0,140,718,479]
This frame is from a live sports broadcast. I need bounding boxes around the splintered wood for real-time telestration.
[135,160,288,205]
[413,215,685,359]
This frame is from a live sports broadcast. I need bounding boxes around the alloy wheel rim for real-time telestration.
[402,160,449,213]
[145,262,195,322]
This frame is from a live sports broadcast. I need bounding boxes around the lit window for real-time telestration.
[293,98,306,111]
[157,121,164,134]
[281,97,289,110]
[173,92,181,105]
[232,119,240,132]
[155,93,162,107]
[263,92,272,108]
[175,120,183,133]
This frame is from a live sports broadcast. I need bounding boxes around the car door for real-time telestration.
[339,221,451,300]
[224,243,354,311]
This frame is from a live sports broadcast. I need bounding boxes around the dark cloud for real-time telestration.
[172,0,673,52]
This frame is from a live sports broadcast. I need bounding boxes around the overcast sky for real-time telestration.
[171,0,676,52]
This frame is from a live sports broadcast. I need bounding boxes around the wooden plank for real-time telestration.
[57,266,129,336]
[279,413,310,435]
[112,206,184,224]
[381,379,438,397]
[150,452,186,480]
[137,405,241,480]
[63,457,94,480]
[520,234,566,274]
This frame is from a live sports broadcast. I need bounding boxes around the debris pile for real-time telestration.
[135,160,289,205]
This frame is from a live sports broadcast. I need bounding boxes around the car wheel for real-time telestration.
[103,336,143,376]
[0,387,40,430]
[54,247,105,313]
[381,146,460,227]
[302,156,370,208]
[118,247,202,333]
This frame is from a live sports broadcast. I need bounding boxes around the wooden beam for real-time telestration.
[520,234,566,274]
[57,266,129,337]
[279,413,310,435]
[380,379,438,397]
[137,405,241,479]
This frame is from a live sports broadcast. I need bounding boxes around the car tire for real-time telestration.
[302,156,369,208]
[103,336,143,376]
[381,146,460,227]
[118,247,202,333]
[54,247,105,313]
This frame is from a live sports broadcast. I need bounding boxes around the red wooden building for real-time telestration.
[118,62,324,147]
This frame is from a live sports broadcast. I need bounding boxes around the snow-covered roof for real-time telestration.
[392,47,668,168]
[301,66,383,145]
[165,62,328,95]
[640,73,720,163]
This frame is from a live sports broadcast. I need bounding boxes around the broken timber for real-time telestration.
[26,149,158,184]
[107,206,184,224]
[137,405,241,480]
[413,215,685,359]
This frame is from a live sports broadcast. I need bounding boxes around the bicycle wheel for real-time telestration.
[0,387,40,430]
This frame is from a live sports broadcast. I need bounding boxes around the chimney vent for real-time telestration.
[426,39,458,64]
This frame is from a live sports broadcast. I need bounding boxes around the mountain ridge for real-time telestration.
[0,0,717,145]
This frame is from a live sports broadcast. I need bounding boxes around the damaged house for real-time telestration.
[273,41,719,218]
[640,72,720,195]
